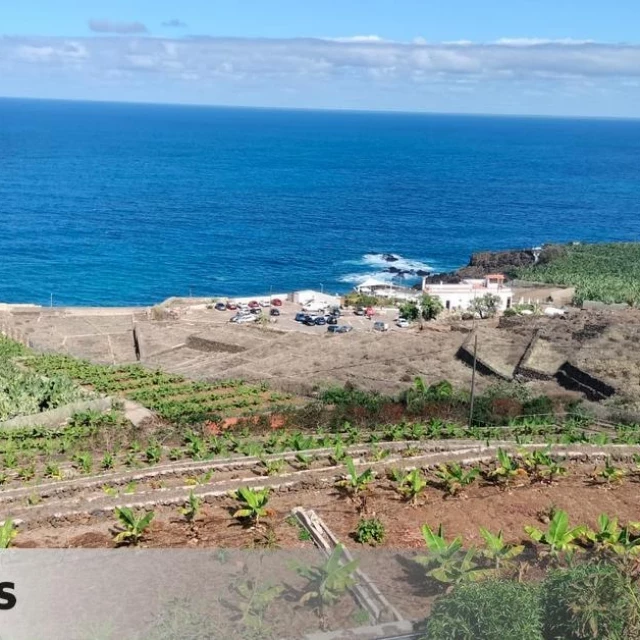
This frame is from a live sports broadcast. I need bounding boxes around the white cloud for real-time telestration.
[2,35,640,116]
[4,36,639,79]
[494,38,596,46]
[326,35,385,43]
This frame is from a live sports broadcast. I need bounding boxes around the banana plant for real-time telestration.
[335,458,374,497]
[44,462,63,480]
[435,462,480,496]
[489,449,526,486]
[260,457,286,476]
[585,514,640,556]
[230,577,283,636]
[294,453,314,470]
[101,451,115,470]
[397,468,428,506]
[479,528,525,571]
[180,491,203,523]
[329,441,347,466]
[525,509,587,560]
[519,447,566,483]
[233,487,271,526]
[596,457,626,484]
[0,519,17,549]
[113,507,154,546]
[415,524,480,585]
[296,544,359,630]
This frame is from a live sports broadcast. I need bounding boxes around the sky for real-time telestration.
[1,0,639,117]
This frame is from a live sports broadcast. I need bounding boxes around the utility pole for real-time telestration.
[468,333,478,427]
[50,293,53,308]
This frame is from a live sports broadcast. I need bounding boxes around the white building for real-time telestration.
[422,274,514,312]
[354,279,419,302]
[290,290,342,308]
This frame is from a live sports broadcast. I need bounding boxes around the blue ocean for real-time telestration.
[1,98,639,306]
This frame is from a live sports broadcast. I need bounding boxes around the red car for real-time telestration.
[248,300,260,309]
[271,298,283,307]
[226,302,238,310]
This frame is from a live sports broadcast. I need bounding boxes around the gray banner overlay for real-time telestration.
[0,550,421,640]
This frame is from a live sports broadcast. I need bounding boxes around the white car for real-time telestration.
[302,304,325,313]
[230,314,256,324]
[260,299,271,307]
[396,318,411,328]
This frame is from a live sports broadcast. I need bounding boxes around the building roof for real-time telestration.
[356,278,392,289]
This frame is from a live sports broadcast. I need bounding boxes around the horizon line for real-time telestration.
[0,94,638,123]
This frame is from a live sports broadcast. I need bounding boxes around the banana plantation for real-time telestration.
[516,242,640,305]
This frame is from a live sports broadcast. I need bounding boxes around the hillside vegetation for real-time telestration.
[516,243,640,306]
[0,337,84,422]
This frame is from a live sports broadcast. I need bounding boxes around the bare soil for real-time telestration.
[14,462,640,550]
[9,457,640,629]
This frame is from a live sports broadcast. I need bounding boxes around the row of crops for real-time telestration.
[25,353,294,424]
[0,410,639,488]
[0,337,85,423]
[515,242,640,305]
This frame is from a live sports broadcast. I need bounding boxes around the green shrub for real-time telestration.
[423,580,544,640]
[523,395,554,418]
[353,517,385,545]
[543,561,640,640]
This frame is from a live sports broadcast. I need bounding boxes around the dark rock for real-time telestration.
[382,253,399,262]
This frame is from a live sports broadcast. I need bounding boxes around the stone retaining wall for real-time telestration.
[555,362,616,401]
[456,332,512,381]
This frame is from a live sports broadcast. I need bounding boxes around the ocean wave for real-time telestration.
[339,271,398,284]
[359,253,435,274]
[339,253,435,285]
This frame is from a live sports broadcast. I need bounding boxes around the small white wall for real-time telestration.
[427,288,513,312]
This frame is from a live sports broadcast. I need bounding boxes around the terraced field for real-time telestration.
[25,353,297,425]
[0,337,86,423]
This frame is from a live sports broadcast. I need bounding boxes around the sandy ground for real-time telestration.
[4,294,640,406]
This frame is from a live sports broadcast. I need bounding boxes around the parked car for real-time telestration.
[354,307,365,316]
[270,308,280,316]
[250,308,262,315]
[226,302,238,310]
[329,308,341,317]
[303,304,325,314]
[214,302,227,311]
[314,316,326,325]
[373,321,389,332]
[327,325,341,334]
[271,298,283,307]
[260,299,271,307]
[338,325,353,333]
[326,315,338,325]
[230,314,256,324]
[295,312,307,322]
[303,316,317,326]
[248,300,260,309]
[396,318,411,328]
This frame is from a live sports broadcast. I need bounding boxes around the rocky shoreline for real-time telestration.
[377,246,548,284]
[423,245,565,284]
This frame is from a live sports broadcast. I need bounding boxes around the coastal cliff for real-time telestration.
[424,244,568,283]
